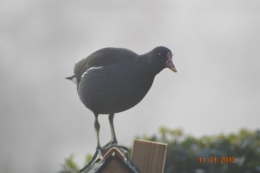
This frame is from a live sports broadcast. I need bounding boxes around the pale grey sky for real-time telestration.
[1,0,260,173]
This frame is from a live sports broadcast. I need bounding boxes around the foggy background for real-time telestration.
[1,0,259,173]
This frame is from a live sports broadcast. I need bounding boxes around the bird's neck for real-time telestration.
[138,53,163,76]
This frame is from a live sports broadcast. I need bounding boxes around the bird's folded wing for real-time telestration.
[74,48,138,85]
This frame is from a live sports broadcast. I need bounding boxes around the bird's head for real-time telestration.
[149,46,177,74]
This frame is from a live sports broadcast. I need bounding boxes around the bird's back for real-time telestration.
[73,48,138,86]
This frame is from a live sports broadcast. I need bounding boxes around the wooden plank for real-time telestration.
[131,139,167,173]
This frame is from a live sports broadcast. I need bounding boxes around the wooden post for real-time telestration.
[131,139,167,173]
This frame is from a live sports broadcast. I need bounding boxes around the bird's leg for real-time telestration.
[79,114,102,173]
[80,114,132,173]
[108,113,118,145]
[102,114,130,155]
[102,113,118,148]
[94,114,102,150]
[94,114,107,159]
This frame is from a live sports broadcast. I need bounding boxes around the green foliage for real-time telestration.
[60,154,93,173]
[60,128,260,173]
[60,154,79,173]
[139,127,260,173]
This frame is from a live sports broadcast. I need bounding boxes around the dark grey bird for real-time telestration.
[66,46,176,171]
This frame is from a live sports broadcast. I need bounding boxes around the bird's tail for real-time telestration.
[65,75,75,80]
[65,75,77,84]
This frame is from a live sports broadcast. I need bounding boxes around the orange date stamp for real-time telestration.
[198,157,236,163]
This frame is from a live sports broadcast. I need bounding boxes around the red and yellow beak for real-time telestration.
[166,52,177,72]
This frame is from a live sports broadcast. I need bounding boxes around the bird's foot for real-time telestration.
[78,145,131,173]
[102,143,130,155]
[101,144,140,173]
[78,149,100,173]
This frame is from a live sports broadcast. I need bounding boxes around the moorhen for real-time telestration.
[67,46,177,171]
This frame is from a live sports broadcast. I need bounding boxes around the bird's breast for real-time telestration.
[78,64,154,114]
